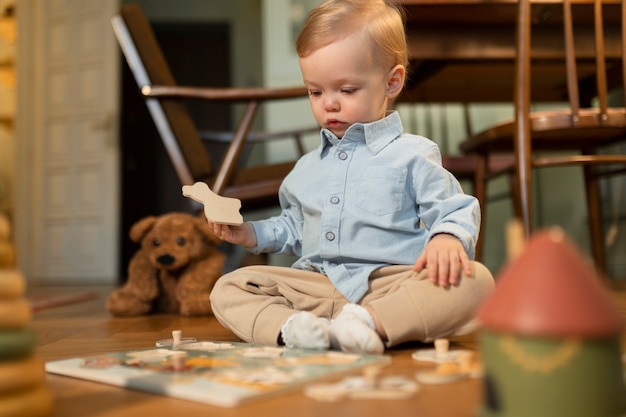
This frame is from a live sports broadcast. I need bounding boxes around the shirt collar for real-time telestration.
[317,111,403,156]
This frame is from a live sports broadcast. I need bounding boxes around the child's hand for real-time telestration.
[413,233,472,288]
[209,222,257,248]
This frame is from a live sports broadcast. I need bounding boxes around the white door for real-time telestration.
[16,0,120,284]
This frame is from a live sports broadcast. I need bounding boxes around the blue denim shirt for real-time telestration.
[249,111,480,303]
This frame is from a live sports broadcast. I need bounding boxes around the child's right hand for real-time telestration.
[209,222,257,248]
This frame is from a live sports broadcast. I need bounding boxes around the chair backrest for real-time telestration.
[514,0,625,182]
[112,4,213,186]
[112,4,311,207]
[516,0,625,126]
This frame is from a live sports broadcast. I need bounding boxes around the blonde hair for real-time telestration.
[296,0,408,70]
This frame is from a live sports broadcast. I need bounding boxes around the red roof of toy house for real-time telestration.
[477,228,624,338]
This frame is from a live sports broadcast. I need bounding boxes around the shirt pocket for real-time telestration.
[355,166,407,216]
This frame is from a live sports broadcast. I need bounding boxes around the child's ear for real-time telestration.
[386,65,405,99]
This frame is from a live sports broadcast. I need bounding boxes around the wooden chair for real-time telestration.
[111,4,314,211]
[459,0,626,275]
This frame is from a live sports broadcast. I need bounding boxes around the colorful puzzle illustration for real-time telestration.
[45,340,390,407]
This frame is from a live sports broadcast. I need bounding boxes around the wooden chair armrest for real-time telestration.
[199,127,319,143]
[200,126,319,163]
[141,85,308,102]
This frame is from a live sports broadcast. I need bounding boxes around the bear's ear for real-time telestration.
[129,216,158,243]
[193,216,222,246]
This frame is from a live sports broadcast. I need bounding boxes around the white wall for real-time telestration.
[261,0,319,163]
[127,0,265,119]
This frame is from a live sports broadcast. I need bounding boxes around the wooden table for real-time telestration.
[393,0,624,104]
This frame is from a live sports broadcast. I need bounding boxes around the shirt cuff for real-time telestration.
[428,224,476,260]
[247,220,275,254]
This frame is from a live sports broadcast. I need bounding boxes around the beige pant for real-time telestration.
[210,262,495,347]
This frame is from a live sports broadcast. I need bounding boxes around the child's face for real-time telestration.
[299,32,402,139]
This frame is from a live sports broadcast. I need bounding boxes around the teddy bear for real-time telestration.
[106,212,225,317]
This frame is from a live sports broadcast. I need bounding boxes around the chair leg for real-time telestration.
[213,101,259,195]
[584,165,606,275]
[509,171,522,220]
[473,155,488,261]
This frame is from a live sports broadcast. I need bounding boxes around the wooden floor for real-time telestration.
[30,284,626,417]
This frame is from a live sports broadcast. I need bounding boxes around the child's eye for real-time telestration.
[341,88,356,94]
[308,90,321,97]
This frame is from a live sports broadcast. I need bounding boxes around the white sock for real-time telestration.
[280,311,330,349]
[327,304,384,354]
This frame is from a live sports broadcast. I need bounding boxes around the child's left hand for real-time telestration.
[413,233,472,288]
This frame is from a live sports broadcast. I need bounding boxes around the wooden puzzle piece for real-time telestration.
[415,364,468,384]
[304,366,419,402]
[182,182,243,225]
[411,338,473,364]
[414,348,483,384]
[155,329,197,348]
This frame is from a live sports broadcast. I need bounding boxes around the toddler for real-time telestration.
[209,0,495,354]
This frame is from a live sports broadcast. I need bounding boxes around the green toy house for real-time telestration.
[477,228,625,417]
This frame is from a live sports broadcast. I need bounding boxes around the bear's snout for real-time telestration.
[157,254,176,266]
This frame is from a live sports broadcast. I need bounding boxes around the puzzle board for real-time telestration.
[45,341,390,407]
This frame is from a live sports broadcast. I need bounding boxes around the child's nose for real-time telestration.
[324,95,339,111]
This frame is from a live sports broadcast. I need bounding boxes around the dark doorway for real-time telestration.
[118,22,231,280]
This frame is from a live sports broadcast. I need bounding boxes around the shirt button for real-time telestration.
[325,231,335,241]
[338,151,348,160]
[330,196,340,204]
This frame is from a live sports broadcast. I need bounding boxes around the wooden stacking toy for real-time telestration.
[477,228,625,417]
[0,214,52,416]
[0,214,16,268]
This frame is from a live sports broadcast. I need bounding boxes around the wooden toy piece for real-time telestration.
[182,182,243,225]
[0,356,46,395]
[477,228,626,417]
[155,335,197,348]
[348,375,419,400]
[505,218,526,262]
[0,269,25,299]
[171,329,182,350]
[457,351,475,373]
[415,361,467,384]
[0,328,37,360]
[0,299,31,329]
[0,213,17,268]
[0,383,53,417]
[304,367,419,402]
[155,329,197,348]
[362,365,382,388]
[415,349,485,385]
[434,338,449,359]
[411,343,473,364]
[171,351,188,372]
